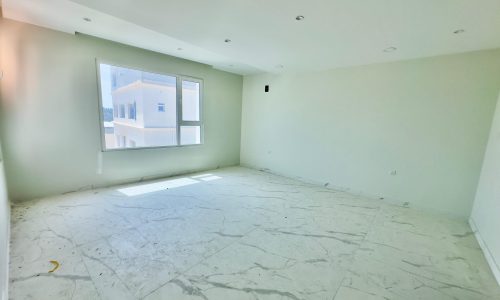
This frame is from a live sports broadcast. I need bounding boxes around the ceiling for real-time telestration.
[3,0,500,75]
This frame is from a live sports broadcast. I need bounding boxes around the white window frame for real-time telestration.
[96,59,204,151]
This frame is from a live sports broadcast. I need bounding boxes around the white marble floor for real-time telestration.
[8,167,500,300]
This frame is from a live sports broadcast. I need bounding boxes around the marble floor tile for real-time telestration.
[373,205,480,249]
[357,226,499,296]
[338,254,498,300]
[144,228,350,300]
[9,206,99,300]
[8,167,500,300]
[79,228,179,298]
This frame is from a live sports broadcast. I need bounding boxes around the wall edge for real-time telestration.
[469,217,500,286]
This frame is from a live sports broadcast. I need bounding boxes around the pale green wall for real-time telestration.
[241,49,500,218]
[0,18,243,201]
[471,92,500,282]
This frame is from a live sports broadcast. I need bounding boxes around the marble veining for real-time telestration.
[8,167,500,299]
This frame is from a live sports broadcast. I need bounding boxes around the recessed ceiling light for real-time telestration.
[83,17,92,22]
[383,47,397,53]
[224,39,232,43]
[453,29,465,34]
[295,15,305,21]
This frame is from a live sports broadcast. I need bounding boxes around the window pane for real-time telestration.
[128,102,136,120]
[182,80,200,121]
[180,126,201,145]
[99,63,177,149]
[157,103,165,112]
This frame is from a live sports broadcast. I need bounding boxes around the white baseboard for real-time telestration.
[469,217,500,286]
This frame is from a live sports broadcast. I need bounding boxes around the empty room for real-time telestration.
[1,0,500,299]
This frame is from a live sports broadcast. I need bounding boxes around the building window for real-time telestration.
[119,104,126,118]
[158,103,165,112]
[128,102,136,120]
[98,62,203,150]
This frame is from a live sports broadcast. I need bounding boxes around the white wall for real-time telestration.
[470,92,500,283]
[0,18,243,201]
[241,49,500,218]
[140,85,177,128]
[0,140,10,300]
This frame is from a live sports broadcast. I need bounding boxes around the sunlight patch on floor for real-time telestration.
[117,178,199,196]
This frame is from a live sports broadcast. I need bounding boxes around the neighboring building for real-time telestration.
[110,66,178,148]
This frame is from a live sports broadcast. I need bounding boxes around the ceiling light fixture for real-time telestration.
[83,17,92,22]
[295,15,305,21]
[224,39,232,43]
[453,29,465,34]
[383,46,397,53]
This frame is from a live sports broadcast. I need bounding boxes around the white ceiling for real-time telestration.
[3,0,500,75]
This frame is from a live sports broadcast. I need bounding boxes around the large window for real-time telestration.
[97,62,203,150]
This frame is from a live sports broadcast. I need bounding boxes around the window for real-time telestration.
[97,62,203,150]
[119,104,126,118]
[180,79,202,145]
[180,126,201,145]
[128,102,136,120]
[158,103,165,112]
[182,81,200,121]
